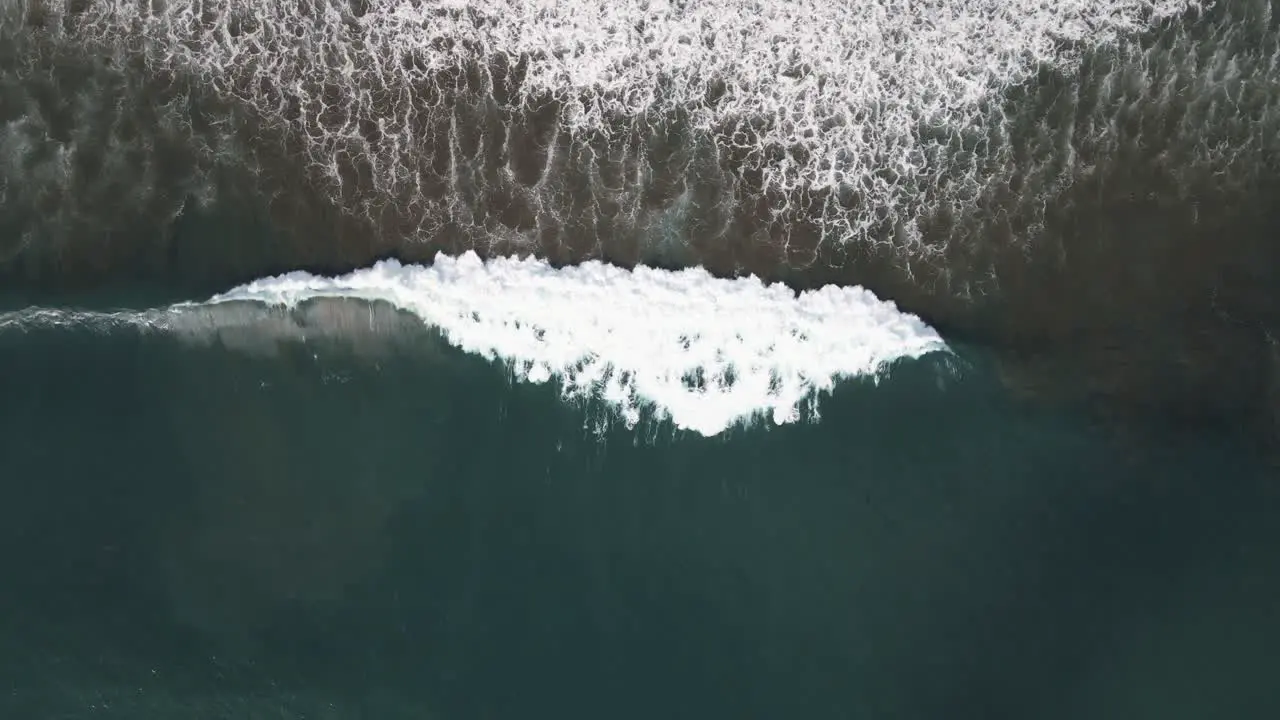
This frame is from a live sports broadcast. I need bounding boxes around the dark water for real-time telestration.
[2,319,1278,719]
[3,1,1280,718]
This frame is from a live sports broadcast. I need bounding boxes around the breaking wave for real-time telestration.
[0,252,946,435]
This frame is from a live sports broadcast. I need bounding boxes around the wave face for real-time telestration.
[0,253,946,435]
[2,1,1280,431]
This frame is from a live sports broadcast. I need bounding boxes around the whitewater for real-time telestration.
[0,253,946,436]
[3,0,1246,289]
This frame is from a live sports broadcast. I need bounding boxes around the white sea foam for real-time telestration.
[0,254,947,435]
[53,0,1203,250]
[202,252,946,435]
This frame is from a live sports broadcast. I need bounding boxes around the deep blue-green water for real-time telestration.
[2,316,1277,719]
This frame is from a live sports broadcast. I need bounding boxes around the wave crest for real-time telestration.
[0,252,946,436]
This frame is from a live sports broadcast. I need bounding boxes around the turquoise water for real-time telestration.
[2,315,1277,719]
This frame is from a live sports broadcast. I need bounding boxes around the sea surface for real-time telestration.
[1,297,1278,719]
[3,1,1280,718]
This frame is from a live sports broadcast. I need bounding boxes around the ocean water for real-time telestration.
[0,303,1277,719]
[3,0,1280,718]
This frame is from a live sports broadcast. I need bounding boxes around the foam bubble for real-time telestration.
[205,252,947,435]
[47,0,1204,253]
